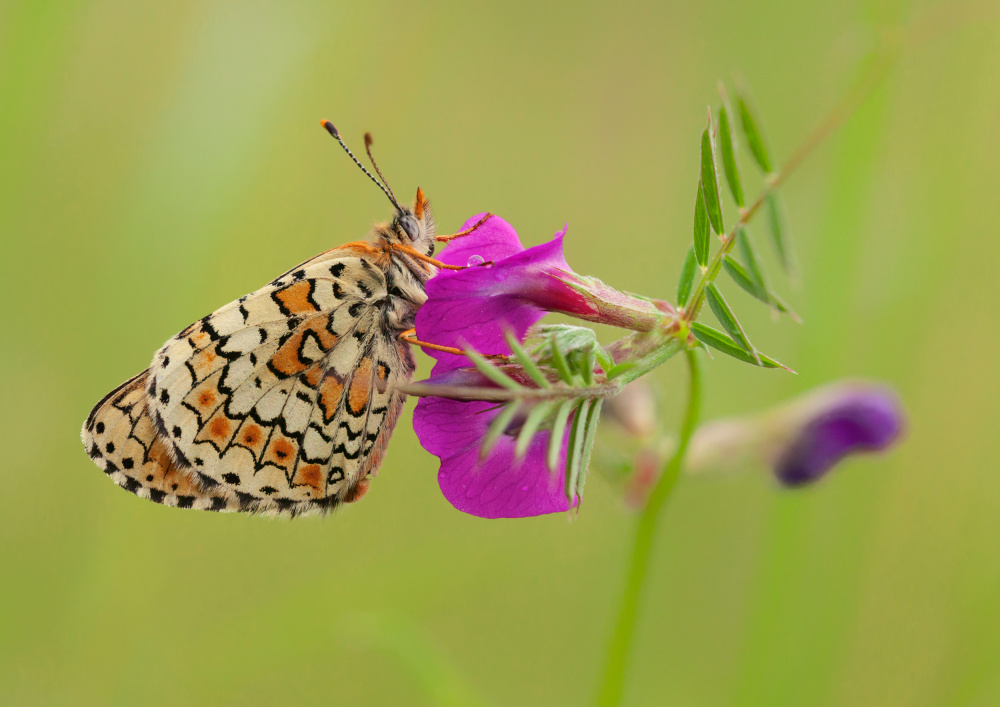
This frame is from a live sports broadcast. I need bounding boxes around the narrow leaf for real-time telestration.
[724,256,767,301]
[693,183,710,266]
[575,399,603,502]
[705,284,758,363]
[766,194,795,274]
[700,126,724,235]
[547,400,575,473]
[515,401,554,461]
[549,334,574,385]
[481,403,521,460]
[504,329,549,388]
[464,345,521,390]
[736,226,767,292]
[691,322,790,370]
[736,93,773,173]
[718,104,744,207]
[677,245,698,307]
[566,400,593,503]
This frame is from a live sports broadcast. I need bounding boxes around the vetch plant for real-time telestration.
[399,81,906,704]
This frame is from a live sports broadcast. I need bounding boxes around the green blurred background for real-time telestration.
[2,0,998,704]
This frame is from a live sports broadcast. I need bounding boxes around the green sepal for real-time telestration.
[548,399,575,473]
[705,283,758,363]
[693,182,710,266]
[594,345,614,374]
[549,333,574,385]
[718,103,744,207]
[737,92,773,173]
[566,399,593,503]
[584,345,597,386]
[575,399,603,502]
[503,329,549,388]
[690,322,791,370]
[677,245,698,307]
[700,125,724,235]
[515,401,555,461]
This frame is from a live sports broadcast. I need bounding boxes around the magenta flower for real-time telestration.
[412,215,585,518]
[774,385,904,487]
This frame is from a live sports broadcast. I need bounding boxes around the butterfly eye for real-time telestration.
[398,213,419,240]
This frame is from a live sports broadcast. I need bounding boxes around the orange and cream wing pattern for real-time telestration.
[81,371,239,511]
[142,247,415,516]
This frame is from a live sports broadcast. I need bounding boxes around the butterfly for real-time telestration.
[81,121,490,517]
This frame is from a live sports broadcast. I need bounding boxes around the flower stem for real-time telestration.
[596,348,703,707]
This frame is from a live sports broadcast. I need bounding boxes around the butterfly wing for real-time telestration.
[81,371,239,511]
[141,244,416,516]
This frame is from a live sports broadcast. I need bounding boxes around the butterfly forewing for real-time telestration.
[143,248,414,515]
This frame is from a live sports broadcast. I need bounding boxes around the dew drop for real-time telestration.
[467,254,485,266]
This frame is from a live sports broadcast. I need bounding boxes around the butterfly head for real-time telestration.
[393,187,435,255]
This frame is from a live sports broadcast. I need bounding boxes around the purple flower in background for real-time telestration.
[774,385,904,487]
[412,214,577,518]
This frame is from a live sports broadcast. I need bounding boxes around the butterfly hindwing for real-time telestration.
[81,371,238,511]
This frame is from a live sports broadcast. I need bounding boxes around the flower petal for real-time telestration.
[437,213,526,268]
[774,386,904,487]
[416,230,572,370]
[415,394,574,518]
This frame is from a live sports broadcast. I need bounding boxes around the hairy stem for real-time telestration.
[596,348,703,707]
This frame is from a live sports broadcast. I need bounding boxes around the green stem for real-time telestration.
[596,348,703,707]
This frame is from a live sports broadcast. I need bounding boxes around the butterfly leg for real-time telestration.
[389,243,493,270]
[399,329,507,360]
[434,212,494,242]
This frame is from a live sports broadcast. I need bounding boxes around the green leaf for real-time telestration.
[705,283,758,363]
[481,403,521,460]
[736,226,767,292]
[766,194,795,274]
[691,322,791,370]
[737,92,773,173]
[693,183,710,266]
[718,103,744,207]
[700,125,724,235]
[566,399,593,503]
[503,329,549,388]
[723,256,767,301]
[723,256,800,320]
[515,401,555,460]
[576,399,603,501]
[677,245,698,307]
[547,400,575,473]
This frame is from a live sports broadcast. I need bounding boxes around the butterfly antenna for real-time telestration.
[363,132,399,207]
[320,120,402,211]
